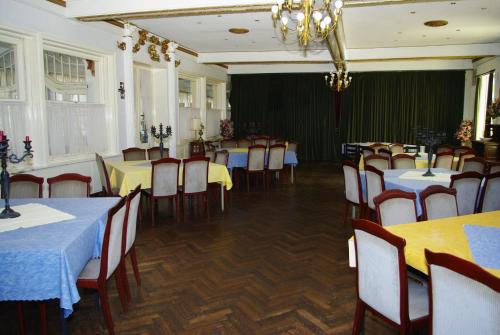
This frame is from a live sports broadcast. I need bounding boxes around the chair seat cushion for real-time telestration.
[408,278,429,320]
[78,258,101,280]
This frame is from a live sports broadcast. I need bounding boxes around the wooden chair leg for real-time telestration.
[150,198,155,227]
[129,246,141,286]
[352,299,365,335]
[121,260,132,303]
[205,193,209,219]
[114,267,128,312]
[97,285,114,335]
[183,194,188,222]
[246,172,250,192]
[343,201,350,226]
[175,196,179,223]
[38,302,47,335]
[16,303,25,335]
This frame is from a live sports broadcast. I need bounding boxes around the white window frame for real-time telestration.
[0,30,27,102]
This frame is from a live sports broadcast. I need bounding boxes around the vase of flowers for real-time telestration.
[220,119,234,139]
[487,90,500,121]
[455,120,473,147]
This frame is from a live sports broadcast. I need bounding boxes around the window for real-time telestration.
[474,71,495,140]
[179,78,193,107]
[206,83,217,109]
[0,41,18,99]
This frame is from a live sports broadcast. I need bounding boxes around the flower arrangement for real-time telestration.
[220,119,234,139]
[455,120,473,142]
[487,91,500,119]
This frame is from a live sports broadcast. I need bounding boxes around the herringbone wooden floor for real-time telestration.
[1,162,399,334]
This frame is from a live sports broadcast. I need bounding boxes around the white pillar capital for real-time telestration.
[123,24,136,38]
[167,42,178,53]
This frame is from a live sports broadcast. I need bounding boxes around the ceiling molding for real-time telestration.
[47,0,66,7]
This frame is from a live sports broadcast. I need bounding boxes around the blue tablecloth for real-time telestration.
[225,150,298,171]
[464,225,500,269]
[0,197,119,317]
[360,168,459,215]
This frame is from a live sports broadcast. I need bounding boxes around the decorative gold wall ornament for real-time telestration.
[148,45,160,62]
[117,41,126,50]
[132,43,141,53]
[161,40,169,54]
[149,35,160,45]
[138,30,148,45]
[175,60,181,67]
[164,54,171,62]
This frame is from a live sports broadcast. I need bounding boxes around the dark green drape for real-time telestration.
[230,70,465,161]
[230,73,338,161]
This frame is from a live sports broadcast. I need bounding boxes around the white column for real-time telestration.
[219,82,227,120]
[167,42,179,157]
[122,24,136,148]
[199,77,207,140]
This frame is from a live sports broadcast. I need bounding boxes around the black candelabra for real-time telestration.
[0,133,33,219]
[150,123,172,159]
[414,127,447,177]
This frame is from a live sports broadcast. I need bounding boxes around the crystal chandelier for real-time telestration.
[271,0,344,47]
[325,63,352,92]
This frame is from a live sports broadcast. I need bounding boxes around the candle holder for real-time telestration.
[414,127,447,177]
[0,134,34,219]
[150,123,172,159]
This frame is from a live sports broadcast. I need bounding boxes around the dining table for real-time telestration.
[106,160,233,211]
[221,148,299,183]
[348,211,500,278]
[360,168,460,215]
[0,197,120,319]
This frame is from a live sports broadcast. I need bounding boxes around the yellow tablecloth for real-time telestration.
[349,211,500,278]
[107,160,233,197]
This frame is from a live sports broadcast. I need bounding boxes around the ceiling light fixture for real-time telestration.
[424,20,448,27]
[325,63,352,92]
[229,28,250,34]
[271,0,343,47]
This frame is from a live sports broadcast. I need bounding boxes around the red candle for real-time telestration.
[25,135,31,142]
[0,131,3,139]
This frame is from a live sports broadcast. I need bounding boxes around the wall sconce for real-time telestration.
[118,82,125,99]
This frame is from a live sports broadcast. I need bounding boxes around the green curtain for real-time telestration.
[230,70,465,161]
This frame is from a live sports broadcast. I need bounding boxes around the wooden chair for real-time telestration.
[215,150,229,166]
[378,148,393,168]
[287,141,298,154]
[374,189,418,226]
[392,154,416,169]
[269,138,285,146]
[122,147,147,161]
[362,147,375,160]
[342,160,365,224]
[147,147,168,160]
[142,158,181,225]
[433,152,454,169]
[365,154,390,170]
[436,144,454,154]
[9,174,44,198]
[47,173,91,198]
[77,197,129,335]
[96,153,117,196]
[457,150,476,171]
[352,219,429,335]
[365,165,385,217]
[244,145,266,192]
[253,136,269,147]
[370,143,389,154]
[121,185,142,304]
[462,157,486,174]
[205,150,216,163]
[266,144,286,188]
[453,146,474,158]
[478,172,500,213]
[420,185,458,221]
[425,249,500,335]
[449,172,483,215]
[237,138,252,148]
[182,157,210,220]
[487,162,500,174]
[221,139,237,148]
[390,143,404,154]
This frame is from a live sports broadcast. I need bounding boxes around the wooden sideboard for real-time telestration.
[472,140,499,161]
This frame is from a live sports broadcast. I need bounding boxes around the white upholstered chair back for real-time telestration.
[375,192,417,226]
[365,167,384,210]
[10,180,42,198]
[489,164,500,174]
[462,158,485,174]
[354,228,402,324]
[434,154,454,169]
[215,150,229,166]
[50,180,89,198]
[147,147,164,160]
[422,189,458,220]
[268,145,286,170]
[343,163,361,205]
[152,161,179,197]
[123,148,147,161]
[449,173,482,215]
[248,146,266,171]
[390,144,404,154]
[457,153,475,172]
[106,203,126,279]
[125,188,141,254]
[96,153,111,195]
[371,144,388,154]
[237,139,251,148]
[392,155,416,169]
[205,150,216,162]
[362,148,374,159]
[365,155,390,171]
[254,138,268,147]
[480,173,500,212]
[184,159,209,193]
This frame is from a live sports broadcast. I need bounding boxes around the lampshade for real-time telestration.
[191,118,201,131]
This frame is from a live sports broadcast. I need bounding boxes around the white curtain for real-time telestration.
[206,108,222,138]
[46,101,106,156]
[179,106,200,140]
[0,101,28,155]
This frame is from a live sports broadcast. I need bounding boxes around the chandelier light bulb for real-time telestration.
[323,16,332,25]
[335,0,343,9]
[297,12,305,21]
[281,16,289,25]
[272,5,279,14]
[313,11,322,22]
[277,0,285,6]
[319,21,326,30]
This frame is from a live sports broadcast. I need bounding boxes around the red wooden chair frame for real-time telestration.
[9,173,44,198]
[462,156,486,173]
[433,152,454,169]
[373,189,417,226]
[487,161,500,174]
[364,165,386,218]
[182,156,210,219]
[352,219,428,334]
[449,171,483,214]
[419,185,457,221]
[147,146,169,160]
[362,146,375,157]
[436,144,454,154]
[456,150,476,171]
[77,197,128,335]
[342,160,365,224]
[365,154,390,170]
[477,171,500,213]
[47,173,91,198]
[237,138,252,148]
[96,153,114,196]
[122,147,147,161]
[391,154,416,169]
[253,136,269,147]
[425,249,500,335]
[244,145,267,192]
